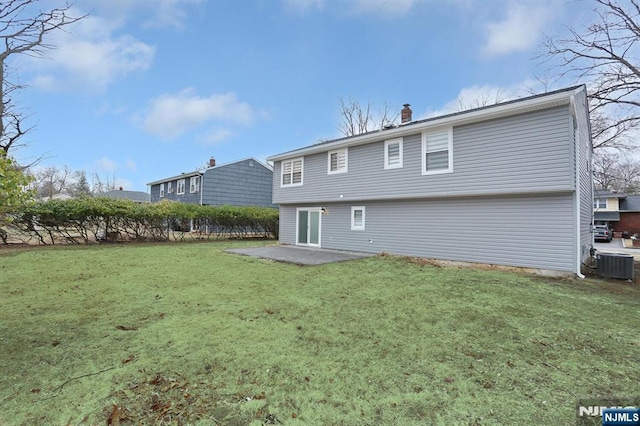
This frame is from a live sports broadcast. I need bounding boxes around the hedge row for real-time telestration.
[7,198,279,245]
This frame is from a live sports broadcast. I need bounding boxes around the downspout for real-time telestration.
[571,92,586,279]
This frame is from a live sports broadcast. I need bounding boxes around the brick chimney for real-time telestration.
[209,157,216,167]
[401,104,412,123]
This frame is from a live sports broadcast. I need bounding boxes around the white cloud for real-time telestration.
[142,89,257,140]
[283,0,325,14]
[198,129,234,145]
[482,3,555,56]
[283,0,419,17]
[82,0,202,29]
[424,79,547,118]
[94,157,118,172]
[346,0,418,17]
[27,13,155,93]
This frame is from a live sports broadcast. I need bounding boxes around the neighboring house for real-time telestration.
[593,189,624,228]
[101,188,150,203]
[595,190,640,234]
[147,157,274,207]
[619,195,640,234]
[267,85,593,275]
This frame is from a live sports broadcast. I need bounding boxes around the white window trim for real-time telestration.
[593,199,607,209]
[177,178,186,195]
[384,138,403,170]
[159,183,165,198]
[351,206,365,231]
[190,176,200,193]
[167,181,173,194]
[327,148,348,175]
[281,157,304,187]
[422,127,453,175]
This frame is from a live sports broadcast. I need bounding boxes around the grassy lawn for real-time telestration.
[0,241,639,425]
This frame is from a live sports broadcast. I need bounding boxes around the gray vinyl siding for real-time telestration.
[202,159,275,207]
[272,106,574,204]
[574,89,594,263]
[280,193,576,272]
[150,179,200,204]
[150,184,161,202]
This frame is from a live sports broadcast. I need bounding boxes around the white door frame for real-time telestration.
[296,207,322,247]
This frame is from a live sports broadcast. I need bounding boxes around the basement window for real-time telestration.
[351,206,365,231]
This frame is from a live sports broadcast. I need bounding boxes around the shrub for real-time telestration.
[9,199,279,245]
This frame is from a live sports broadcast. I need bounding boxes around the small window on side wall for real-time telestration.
[351,206,365,231]
[160,183,165,198]
[384,138,403,169]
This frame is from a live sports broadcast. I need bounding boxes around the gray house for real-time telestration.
[102,188,150,203]
[267,85,593,275]
[147,157,274,207]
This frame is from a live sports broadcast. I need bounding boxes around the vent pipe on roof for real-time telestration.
[401,104,412,123]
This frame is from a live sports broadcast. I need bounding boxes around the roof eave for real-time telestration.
[146,171,203,186]
[267,86,583,162]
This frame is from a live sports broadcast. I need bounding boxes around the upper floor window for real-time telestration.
[167,181,173,194]
[177,178,186,195]
[190,176,200,193]
[422,128,453,175]
[594,199,607,209]
[384,138,403,169]
[160,183,165,198]
[282,158,303,187]
[328,148,348,174]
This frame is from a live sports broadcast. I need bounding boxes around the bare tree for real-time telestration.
[91,172,118,194]
[338,97,399,137]
[34,165,71,199]
[454,88,506,112]
[0,0,84,154]
[593,149,640,193]
[542,0,640,150]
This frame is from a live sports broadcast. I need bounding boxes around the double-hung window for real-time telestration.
[351,206,365,231]
[167,181,173,194]
[177,179,186,195]
[328,148,348,174]
[384,138,403,169]
[422,128,453,175]
[594,199,607,209]
[190,176,200,193]
[159,183,165,198]
[282,158,303,187]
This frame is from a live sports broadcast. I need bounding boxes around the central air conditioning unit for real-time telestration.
[596,253,635,280]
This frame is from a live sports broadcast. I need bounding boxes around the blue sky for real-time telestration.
[12,0,595,191]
